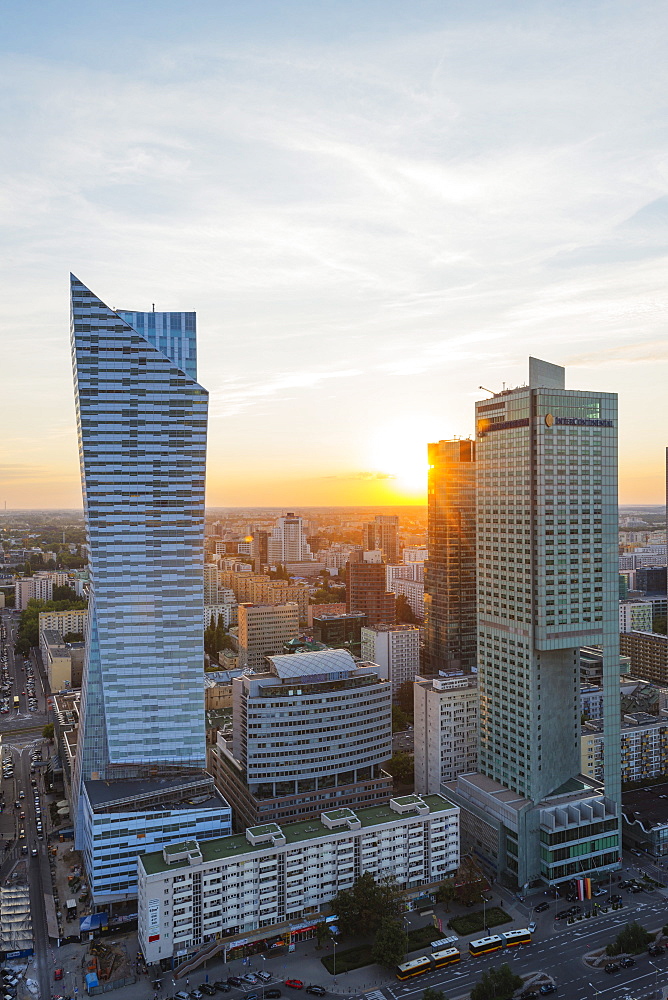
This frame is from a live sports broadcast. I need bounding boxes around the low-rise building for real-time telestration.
[138,793,460,966]
[581,685,604,721]
[414,674,478,793]
[41,629,84,691]
[622,782,668,856]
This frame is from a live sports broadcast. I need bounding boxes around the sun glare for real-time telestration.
[367,416,441,498]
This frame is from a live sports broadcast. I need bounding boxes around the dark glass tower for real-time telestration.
[423,439,476,675]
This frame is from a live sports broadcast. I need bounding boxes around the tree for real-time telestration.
[470,964,523,1000]
[331,872,402,938]
[63,632,84,643]
[52,584,79,602]
[15,597,88,655]
[395,680,415,718]
[423,990,447,1000]
[392,705,409,733]
[42,723,54,740]
[315,921,332,950]
[396,594,418,624]
[654,615,667,635]
[452,854,489,906]
[437,879,457,912]
[606,921,653,956]
[372,918,407,969]
[386,752,414,785]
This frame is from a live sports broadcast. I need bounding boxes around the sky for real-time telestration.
[1,0,668,509]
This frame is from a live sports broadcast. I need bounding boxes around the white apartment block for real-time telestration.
[237,603,300,671]
[360,624,421,695]
[619,600,654,634]
[14,576,53,611]
[414,674,478,793]
[138,793,459,965]
[390,577,425,620]
[204,604,238,629]
[582,712,668,785]
[267,513,312,564]
[403,547,428,564]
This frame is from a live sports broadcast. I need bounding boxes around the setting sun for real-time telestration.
[367,416,442,498]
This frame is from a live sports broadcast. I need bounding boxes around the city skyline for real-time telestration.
[2,2,668,507]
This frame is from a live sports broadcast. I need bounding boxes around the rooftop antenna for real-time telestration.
[152,303,155,312]
[478,386,496,396]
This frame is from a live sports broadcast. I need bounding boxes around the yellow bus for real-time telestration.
[396,957,432,980]
[431,947,461,970]
[501,928,532,948]
[469,935,503,957]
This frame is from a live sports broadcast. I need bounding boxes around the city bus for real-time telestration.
[501,929,532,948]
[396,957,432,980]
[469,935,504,957]
[431,948,461,970]
[395,948,461,980]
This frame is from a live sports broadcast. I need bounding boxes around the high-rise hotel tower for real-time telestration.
[70,276,230,905]
[447,358,621,888]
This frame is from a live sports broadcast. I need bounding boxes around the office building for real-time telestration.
[414,674,479,793]
[582,712,668,785]
[581,685,604,721]
[360,624,421,695]
[619,600,654,633]
[346,561,396,625]
[312,611,367,656]
[208,648,393,829]
[237,602,300,671]
[362,515,400,563]
[622,781,668,856]
[138,793,460,966]
[423,439,476,675]
[69,276,231,904]
[447,358,621,887]
[267,513,312,564]
[619,630,668,685]
[635,567,667,594]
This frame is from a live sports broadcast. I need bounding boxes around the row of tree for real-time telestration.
[204,616,236,660]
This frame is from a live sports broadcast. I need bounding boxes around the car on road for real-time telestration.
[20,845,28,855]
[31,848,37,857]
[620,957,635,968]
[284,981,304,990]
[618,880,634,889]
[528,921,537,933]
[534,901,549,912]
[520,990,539,999]
[539,985,556,994]
[306,987,327,996]
[648,944,665,956]
[245,993,259,1000]
[630,848,643,856]
[555,911,570,921]
[54,969,64,981]
[265,991,282,999]
[627,884,643,893]
[604,963,619,974]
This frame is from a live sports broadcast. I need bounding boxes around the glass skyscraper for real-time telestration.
[70,276,230,904]
[424,439,477,675]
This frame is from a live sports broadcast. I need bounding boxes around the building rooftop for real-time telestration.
[623,782,668,828]
[266,648,358,678]
[139,793,456,876]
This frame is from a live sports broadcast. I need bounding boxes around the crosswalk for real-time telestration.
[363,991,389,1000]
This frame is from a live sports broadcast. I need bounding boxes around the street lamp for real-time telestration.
[332,940,337,984]
[649,961,660,998]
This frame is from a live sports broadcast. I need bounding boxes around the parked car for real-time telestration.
[200,987,217,997]
[243,974,259,984]
[226,979,243,988]
[265,991,282,999]
[257,971,272,982]
[213,982,231,993]
[648,944,665,956]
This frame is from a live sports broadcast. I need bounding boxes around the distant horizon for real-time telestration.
[0,503,665,514]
